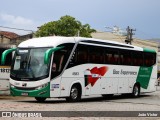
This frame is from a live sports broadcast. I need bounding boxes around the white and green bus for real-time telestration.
[1,36,157,102]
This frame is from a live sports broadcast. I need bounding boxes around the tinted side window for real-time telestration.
[67,44,89,68]
[68,44,105,67]
[67,43,156,68]
[88,46,104,64]
[51,43,74,78]
[77,45,88,64]
[144,52,156,67]
[105,48,119,65]
[119,50,132,65]
[132,51,143,66]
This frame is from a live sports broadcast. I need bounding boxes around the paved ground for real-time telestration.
[1,89,160,120]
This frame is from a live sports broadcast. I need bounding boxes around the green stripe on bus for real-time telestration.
[136,67,153,89]
[1,48,16,65]
[143,48,156,53]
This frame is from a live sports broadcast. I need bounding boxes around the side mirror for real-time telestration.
[44,46,64,64]
[1,48,16,65]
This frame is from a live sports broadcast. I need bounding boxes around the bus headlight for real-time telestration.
[10,84,15,88]
[36,83,48,90]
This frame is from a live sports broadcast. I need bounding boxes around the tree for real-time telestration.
[35,21,57,37]
[80,24,96,38]
[35,15,96,37]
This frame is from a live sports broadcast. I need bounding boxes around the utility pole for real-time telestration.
[125,26,136,44]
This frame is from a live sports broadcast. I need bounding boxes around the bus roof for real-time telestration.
[18,36,75,48]
[18,36,156,53]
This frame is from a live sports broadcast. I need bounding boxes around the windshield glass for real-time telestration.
[11,48,50,81]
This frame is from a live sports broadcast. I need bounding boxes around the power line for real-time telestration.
[0,26,34,32]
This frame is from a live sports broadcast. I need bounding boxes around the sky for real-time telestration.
[0,0,160,39]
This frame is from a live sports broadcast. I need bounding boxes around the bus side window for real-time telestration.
[150,54,156,65]
[119,50,132,66]
[77,45,88,64]
[110,54,115,64]
[51,51,67,79]
[105,53,109,64]
[58,55,64,72]
[138,58,143,66]
[144,53,156,67]
[88,46,104,64]
[114,54,119,64]
[105,48,119,65]
[120,55,124,65]
[132,51,143,66]
[51,43,74,79]
[78,51,87,63]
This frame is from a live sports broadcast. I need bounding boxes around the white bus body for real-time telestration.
[2,37,157,101]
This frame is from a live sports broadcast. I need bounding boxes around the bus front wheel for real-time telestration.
[66,85,81,102]
[132,84,140,97]
[35,97,46,102]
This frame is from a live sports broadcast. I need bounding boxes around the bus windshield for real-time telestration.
[11,48,50,81]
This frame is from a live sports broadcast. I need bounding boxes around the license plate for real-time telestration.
[21,92,28,96]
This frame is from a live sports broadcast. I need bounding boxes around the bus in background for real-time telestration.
[1,37,157,102]
[0,44,15,95]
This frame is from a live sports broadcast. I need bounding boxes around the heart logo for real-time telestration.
[84,66,108,86]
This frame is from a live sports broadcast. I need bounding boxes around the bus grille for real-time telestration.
[15,87,36,90]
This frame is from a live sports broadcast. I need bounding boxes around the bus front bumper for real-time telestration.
[10,83,50,98]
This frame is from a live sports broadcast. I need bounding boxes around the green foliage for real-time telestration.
[35,15,96,37]
[35,21,57,37]
[80,24,96,38]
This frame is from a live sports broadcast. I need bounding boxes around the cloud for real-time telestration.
[0,13,39,35]
[0,13,34,26]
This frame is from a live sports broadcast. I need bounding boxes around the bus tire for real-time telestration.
[132,84,140,97]
[35,97,46,102]
[66,84,81,102]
